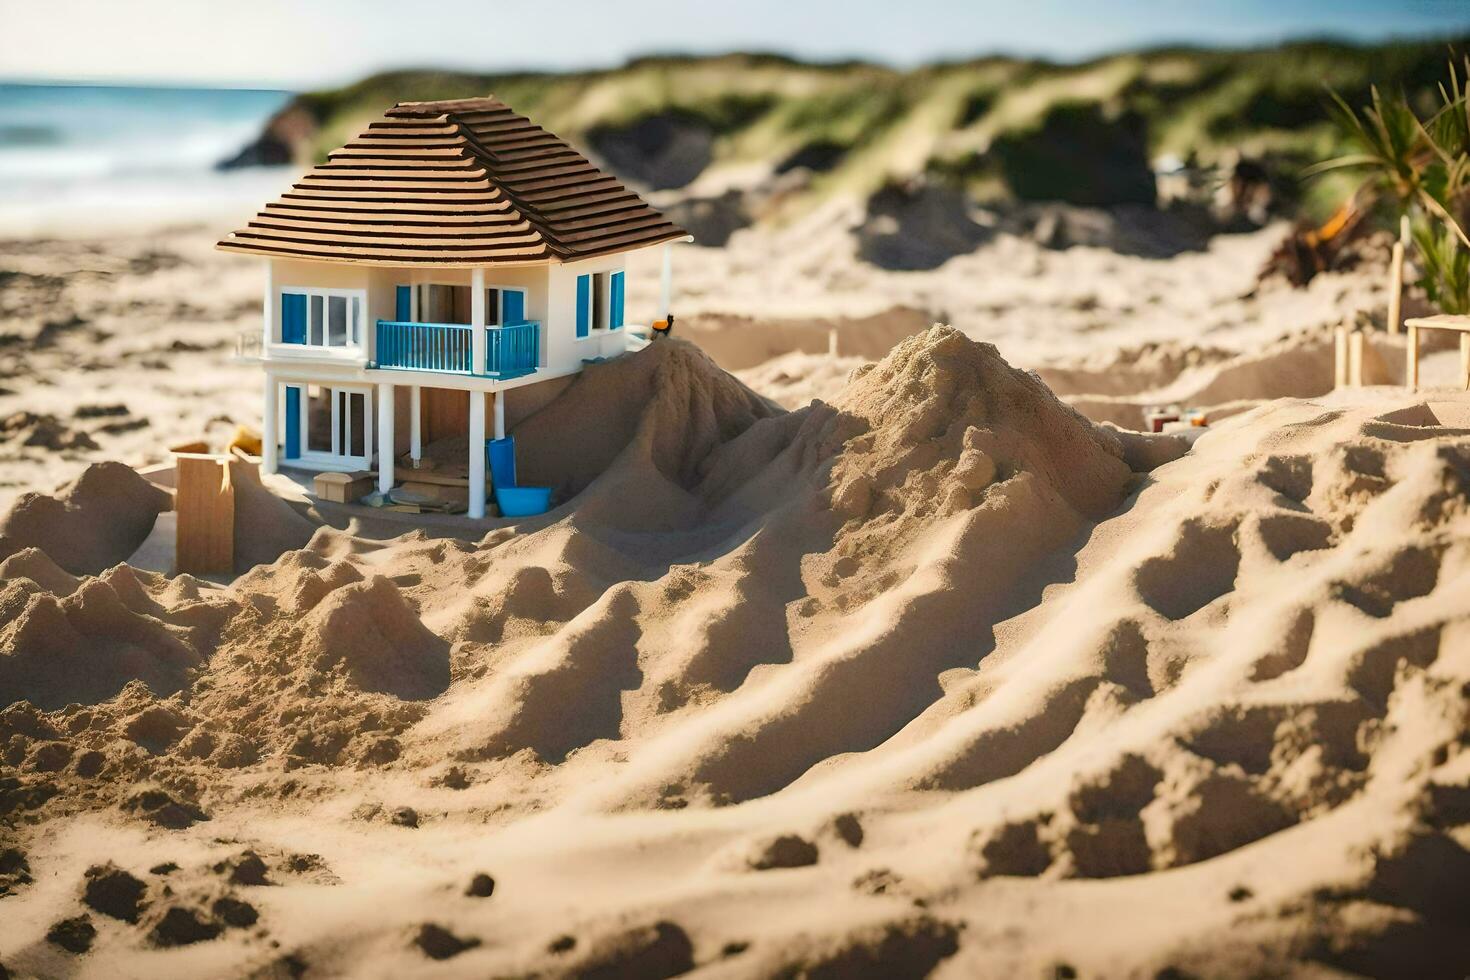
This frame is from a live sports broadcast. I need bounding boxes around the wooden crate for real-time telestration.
[174,454,234,575]
[314,470,375,504]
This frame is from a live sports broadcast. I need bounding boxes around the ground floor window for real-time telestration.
[282,382,372,469]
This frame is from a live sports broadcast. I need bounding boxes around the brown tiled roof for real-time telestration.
[217,97,688,266]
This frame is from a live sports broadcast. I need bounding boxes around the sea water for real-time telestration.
[0,82,295,234]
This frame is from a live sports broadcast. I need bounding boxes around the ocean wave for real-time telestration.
[0,83,289,185]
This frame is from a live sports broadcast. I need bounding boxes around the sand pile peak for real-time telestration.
[831,324,1129,521]
[298,575,449,700]
[0,462,170,576]
[0,564,203,710]
[513,338,782,499]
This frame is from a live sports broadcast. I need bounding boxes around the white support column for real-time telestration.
[262,260,277,348]
[471,267,487,375]
[468,389,486,519]
[409,384,422,464]
[658,243,673,319]
[377,382,395,493]
[261,372,278,474]
[493,388,506,440]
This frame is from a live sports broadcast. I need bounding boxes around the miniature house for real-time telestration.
[218,97,689,517]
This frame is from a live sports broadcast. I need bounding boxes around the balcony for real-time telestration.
[374,320,539,379]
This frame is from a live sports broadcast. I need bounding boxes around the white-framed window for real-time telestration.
[401,284,529,326]
[575,268,624,338]
[591,272,608,332]
[486,286,529,325]
[279,287,365,349]
[281,382,373,470]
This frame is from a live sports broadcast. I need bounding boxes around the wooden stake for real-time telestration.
[1387,215,1407,335]
[1334,326,1348,389]
[1406,323,1420,391]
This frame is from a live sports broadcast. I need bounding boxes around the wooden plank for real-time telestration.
[1404,315,1470,330]
[243,222,540,246]
[1334,326,1348,389]
[329,145,474,159]
[282,188,500,203]
[227,235,541,258]
[298,176,496,191]
[423,387,470,443]
[393,466,469,488]
[249,217,534,237]
[214,240,555,267]
[553,213,679,244]
[317,161,486,176]
[175,455,234,575]
[264,200,513,218]
[1407,324,1419,392]
[1387,238,1405,335]
[261,211,511,227]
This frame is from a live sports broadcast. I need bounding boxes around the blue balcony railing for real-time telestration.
[374,320,540,378]
[486,321,539,379]
[376,320,472,373]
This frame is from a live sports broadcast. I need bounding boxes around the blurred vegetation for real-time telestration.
[1309,56,1470,311]
[260,40,1468,215]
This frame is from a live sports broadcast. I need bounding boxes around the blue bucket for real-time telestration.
[487,437,518,489]
[495,486,553,518]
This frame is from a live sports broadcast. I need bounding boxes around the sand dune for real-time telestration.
[1,327,1467,977]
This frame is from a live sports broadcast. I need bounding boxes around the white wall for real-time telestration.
[266,256,632,377]
[547,254,630,373]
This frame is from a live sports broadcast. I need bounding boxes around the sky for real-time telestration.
[4,0,1470,90]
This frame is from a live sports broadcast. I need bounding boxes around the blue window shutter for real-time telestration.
[395,285,412,321]
[281,293,307,344]
[284,387,301,458]
[503,289,525,325]
[610,271,624,330]
[575,275,590,337]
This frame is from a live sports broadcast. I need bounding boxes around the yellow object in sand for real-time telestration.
[228,425,262,457]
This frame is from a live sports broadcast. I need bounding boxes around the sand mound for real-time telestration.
[0,564,204,709]
[428,327,1131,809]
[2,328,1469,977]
[512,337,780,497]
[1048,329,1407,429]
[299,575,449,700]
[228,458,316,573]
[0,462,170,575]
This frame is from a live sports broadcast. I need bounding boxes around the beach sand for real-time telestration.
[2,212,1469,977]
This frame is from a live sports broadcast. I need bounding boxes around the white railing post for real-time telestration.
[494,389,505,440]
[471,267,487,374]
[468,389,486,519]
[261,372,278,474]
[409,384,421,465]
[377,382,394,493]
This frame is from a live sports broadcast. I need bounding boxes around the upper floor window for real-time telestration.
[281,288,363,349]
[576,270,624,337]
[395,284,528,326]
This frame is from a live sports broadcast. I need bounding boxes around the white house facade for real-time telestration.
[218,97,688,517]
